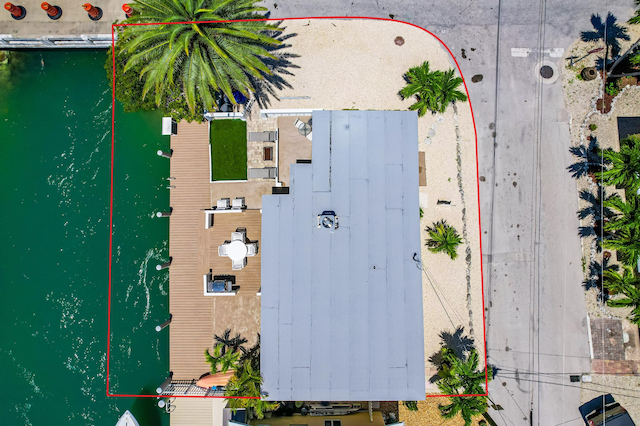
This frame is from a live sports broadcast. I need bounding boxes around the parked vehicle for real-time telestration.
[579,394,636,426]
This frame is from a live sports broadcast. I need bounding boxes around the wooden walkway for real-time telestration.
[169,121,213,380]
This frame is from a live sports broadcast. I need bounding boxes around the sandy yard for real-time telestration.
[261,18,485,393]
[561,21,640,420]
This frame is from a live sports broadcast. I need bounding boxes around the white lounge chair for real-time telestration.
[248,131,276,142]
[246,242,259,257]
[216,198,230,210]
[306,131,312,141]
[232,257,247,270]
[294,118,304,129]
[232,197,245,210]
[218,244,229,257]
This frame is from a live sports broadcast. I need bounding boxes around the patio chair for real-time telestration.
[248,167,277,179]
[218,244,229,257]
[246,241,259,257]
[305,131,312,141]
[248,131,276,142]
[232,197,245,210]
[294,118,304,129]
[216,198,230,210]
[232,257,247,270]
[231,231,245,242]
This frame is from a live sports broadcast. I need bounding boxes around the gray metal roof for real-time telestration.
[261,110,425,401]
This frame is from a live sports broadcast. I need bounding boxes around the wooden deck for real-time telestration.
[169,122,214,380]
[169,121,266,382]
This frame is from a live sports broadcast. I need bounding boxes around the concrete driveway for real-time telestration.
[268,0,635,424]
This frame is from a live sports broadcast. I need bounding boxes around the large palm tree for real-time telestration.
[603,228,640,269]
[567,137,608,179]
[399,62,467,116]
[600,136,640,192]
[604,193,640,233]
[204,342,241,374]
[120,0,282,113]
[604,266,640,324]
[436,348,492,426]
[425,220,463,260]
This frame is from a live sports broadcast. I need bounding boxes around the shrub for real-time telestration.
[425,220,463,260]
[403,401,418,411]
[589,124,598,131]
[605,81,620,97]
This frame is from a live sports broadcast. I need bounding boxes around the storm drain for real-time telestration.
[534,60,559,84]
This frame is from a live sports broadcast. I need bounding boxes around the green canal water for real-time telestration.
[0,50,172,425]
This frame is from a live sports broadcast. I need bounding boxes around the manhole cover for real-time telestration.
[540,65,554,79]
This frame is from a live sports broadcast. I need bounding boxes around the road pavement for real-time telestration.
[269,0,635,424]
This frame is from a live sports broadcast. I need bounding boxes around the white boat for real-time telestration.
[115,410,140,426]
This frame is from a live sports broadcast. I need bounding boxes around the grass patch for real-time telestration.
[210,119,247,181]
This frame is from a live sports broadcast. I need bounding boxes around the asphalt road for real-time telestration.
[268,0,636,424]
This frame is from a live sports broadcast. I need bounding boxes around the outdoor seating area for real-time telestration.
[276,116,313,186]
[218,227,259,271]
[199,209,262,296]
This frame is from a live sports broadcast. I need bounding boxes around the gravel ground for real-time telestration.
[398,397,485,426]
[561,21,640,421]
[561,24,640,324]
[272,19,484,393]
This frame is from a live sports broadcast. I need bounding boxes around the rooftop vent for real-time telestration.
[317,211,339,229]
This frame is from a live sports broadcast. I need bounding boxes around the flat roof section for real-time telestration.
[260,110,425,401]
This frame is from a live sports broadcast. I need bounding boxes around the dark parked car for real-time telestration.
[579,394,636,426]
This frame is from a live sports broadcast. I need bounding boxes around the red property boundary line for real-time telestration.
[107,16,487,399]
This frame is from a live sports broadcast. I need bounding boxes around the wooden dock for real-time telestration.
[169,122,214,380]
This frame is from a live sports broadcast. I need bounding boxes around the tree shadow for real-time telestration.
[427,327,475,383]
[580,13,630,69]
[251,23,301,109]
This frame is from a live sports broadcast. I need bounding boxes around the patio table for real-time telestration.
[227,240,248,261]
[298,122,312,136]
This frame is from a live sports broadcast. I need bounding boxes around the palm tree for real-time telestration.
[567,137,608,179]
[600,136,640,192]
[399,62,467,116]
[604,193,640,234]
[581,13,630,68]
[603,228,640,269]
[119,0,282,113]
[604,266,640,324]
[436,348,492,426]
[215,328,248,355]
[204,343,241,374]
[426,220,463,260]
[225,349,279,419]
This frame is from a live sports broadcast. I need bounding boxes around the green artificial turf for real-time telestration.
[209,119,247,181]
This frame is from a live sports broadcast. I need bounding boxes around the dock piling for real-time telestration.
[156,258,172,271]
[156,372,173,394]
[155,315,172,332]
[157,150,172,159]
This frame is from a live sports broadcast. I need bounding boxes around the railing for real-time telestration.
[0,34,113,48]
[163,380,226,396]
